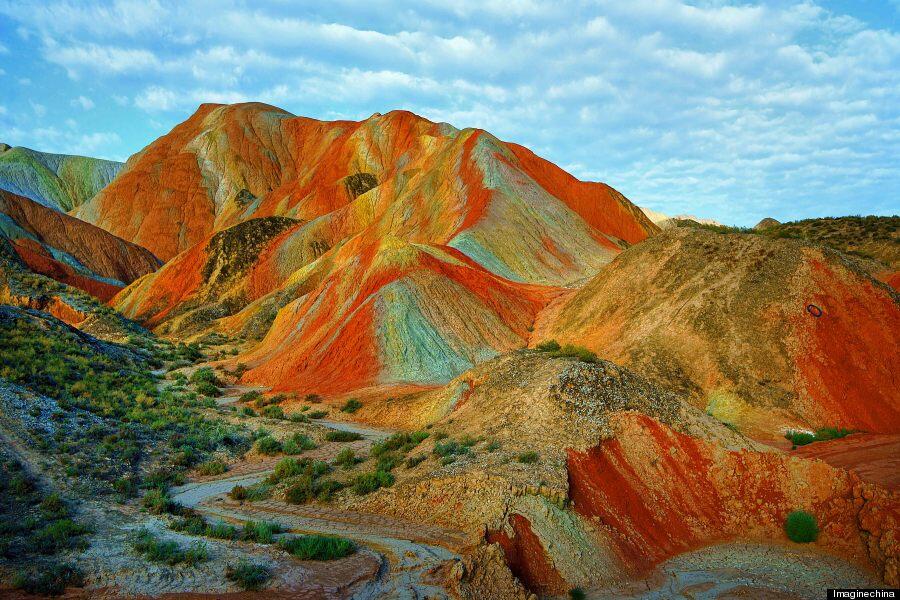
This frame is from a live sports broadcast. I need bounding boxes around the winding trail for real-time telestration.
[171,418,465,599]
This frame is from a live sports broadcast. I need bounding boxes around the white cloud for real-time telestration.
[0,105,7,115]
[30,102,46,117]
[1,0,898,223]
[71,95,94,110]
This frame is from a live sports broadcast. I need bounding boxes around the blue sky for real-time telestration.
[1,0,898,226]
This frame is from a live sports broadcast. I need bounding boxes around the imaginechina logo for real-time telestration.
[828,590,898,599]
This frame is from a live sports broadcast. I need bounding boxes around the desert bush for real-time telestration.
[11,563,83,596]
[255,436,282,455]
[239,390,262,404]
[226,561,270,590]
[517,451,539,464]
[283,433,316,455]
[351,471,394,495]
[262,405,285,420]
[536,340,561,351]
[335,448,361,469]
[229,485,247,501]
[341,399,363,413]
[405,454,427,468]
[279,534,355,560]
[194,381,220,397]
[308,410,328,419]
[142,489,176,514]
[196,460,227,476]
[784,510,818,543]
[242,520,283,544]
[325,430,363,442]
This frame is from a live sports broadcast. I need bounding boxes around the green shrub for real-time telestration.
[229,485,247,501]
[239,390,262,404]
[255,436,282,455]
[225,561,271,590]
[308,410,328,419]
[288,412,309,423]
[240,406,256,417]
[406,454,427,468]
[11,564,84,596]
[335,448,361,469]
[433,440,470,458]
[517,451,539,464]
[244,482,272,501]
[194,381,221,397]
[271,457,306,482]
[325,430,363,442]
[376,453,400,472]
[351,471,394,495]
[570,588,586,600]
[242,521,283,544]
[784,510,818,543]
[486,440,501,452]
[143,489,175,514]
[262,405,285,420]
[40,494,70,520]
[536,340,561,351]
[283,433,316,455]
[129,529,201,565]
[190,367,219,385]
[785,427,854,447]
[196,460,227,476]
[279,534,355,560]
[341,399,363,413]
[30,519,90,554]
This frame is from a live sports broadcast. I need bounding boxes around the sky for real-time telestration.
[1,0,898,226]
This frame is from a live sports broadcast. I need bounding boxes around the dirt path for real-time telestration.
[171,419,464,599]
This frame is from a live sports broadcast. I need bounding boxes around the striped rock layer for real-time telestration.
[108,103,656,393]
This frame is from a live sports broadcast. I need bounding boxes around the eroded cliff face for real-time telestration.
[565,413,898,585]
[0,190,160,300]
[535,227,900,438]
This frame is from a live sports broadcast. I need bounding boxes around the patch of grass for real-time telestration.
[279,534,356,560]
[255,436,283,455]
[486,440,501,452]
[30,519,90,554]
[341,399,363,413]
[535,340,598,363]
[10,563,84,596]
[784,510,818,543]
[283,433,316,455]
[288,412,309,423]
[129,529,206,565]
[143,489,176,515]
[229,485,247,501]
[335,448,362,469]
[785,427,854,447]
[190,367,220,386]
[226,561,271,591]
[194,381,220,397]
[325,430,363,442]
[262,405,285,420]
[196,460,227,476]
[239,390,262,404]
[433,440,470,458]
[242,520,283,544]
[307,410,328,419]
[351,471,394,495]
[405,454,427,468]
[517,451,539,464]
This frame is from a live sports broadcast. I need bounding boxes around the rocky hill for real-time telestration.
[77,103,656,271]
[0,144,122,212]
[534,227,900,438]
[0,189,160,301]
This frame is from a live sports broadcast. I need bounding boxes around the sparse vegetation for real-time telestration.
[225,561,271,590]
[283,433,316,455]
[255,435,283,455]
[129,528,208,565]
[341,398,363,413]
[308,410,328,419]
[335,448,362,469]
[517,451,540,464]
[785,427,853,448]
[535,340,598,363]
[351,470,394,495]
[784,510,818,543]
[279,534,356,560]
[325,430,363,442]
[196,459,227,476]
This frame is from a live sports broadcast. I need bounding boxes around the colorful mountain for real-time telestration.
[0,189,160,300]
[534,227,900,437]
[104,102,655,394]
[0,144,122,212]
[78,103,656,279]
